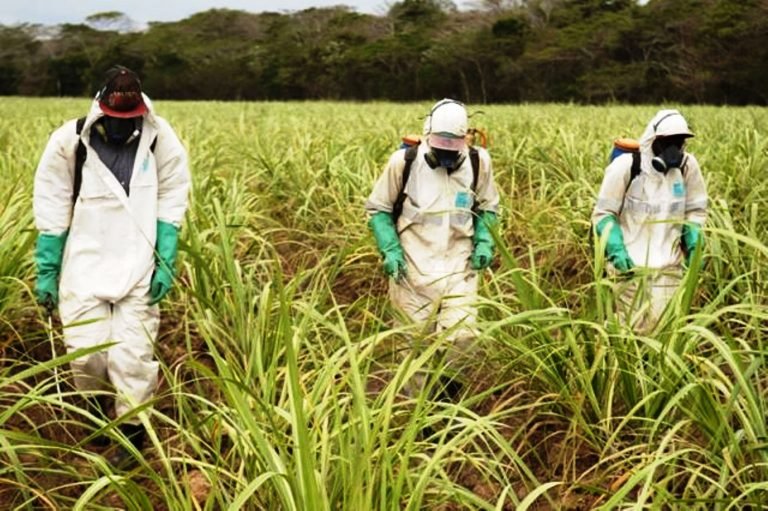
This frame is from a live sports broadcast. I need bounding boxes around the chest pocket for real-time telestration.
[450,192,473,230]
[401,166,441,225]
[623,176,648,219]
[130,152,158,190]
[447,168,474,231]
[667,180,686,220]
[623,174,686,221]
[77,164,115,201]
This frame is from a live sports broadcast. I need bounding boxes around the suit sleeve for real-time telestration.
[683,154,708,226]
[33,122,77,235]
[474,148,499,214]
[364,150,406,216]
[154,118,191,227]
[591,154,632,225]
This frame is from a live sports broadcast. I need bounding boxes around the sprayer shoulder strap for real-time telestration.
[624,151,689,194]
[627,151,641,193]
[73,117,87,203]
[469,146,480,192]
[393,145,481,219]
[391,145,418,222]
[615,151,643,216]
[392,145,481,220]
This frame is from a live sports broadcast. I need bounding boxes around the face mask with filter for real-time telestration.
[651,136,686,173]
[100,116,141,145]
[425,148,466,173]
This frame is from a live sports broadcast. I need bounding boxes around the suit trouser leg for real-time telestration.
[60,297,112,392]
[109,287,160,423]
[389,271,479,393]
[389,279,438,396]
[436,271,479,369]
[60,287,160,424]
[616,269,682,334]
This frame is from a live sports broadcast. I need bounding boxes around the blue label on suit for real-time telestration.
[673,181,685,197]
[455,191,472,209]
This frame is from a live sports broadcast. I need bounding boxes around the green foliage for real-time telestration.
[0,26,40,94]
[0,0,767,103]
[1,98,767,508]
[389,0,453,33]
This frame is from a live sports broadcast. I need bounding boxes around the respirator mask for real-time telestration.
[425,147,466,173]
[99,116,141,145]
[651,135,687,174]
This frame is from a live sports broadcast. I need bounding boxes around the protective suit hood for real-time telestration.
[638,109,694,174]
[425,98,468,152]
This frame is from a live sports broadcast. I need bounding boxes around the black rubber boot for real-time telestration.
[435,375,464,403]
[86,395,112,447]
[106,423,146,469]
[85,395,112,418]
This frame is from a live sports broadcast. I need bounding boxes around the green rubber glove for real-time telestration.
[681,223,703,268]
[150,220,179,305]
[34,231,68,310]
[595,215,634,273]
[368,212,407,281]
[471,211,497,270]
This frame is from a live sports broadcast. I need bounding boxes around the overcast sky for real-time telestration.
[0,0,401,25]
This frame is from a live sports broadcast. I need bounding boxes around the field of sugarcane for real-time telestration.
[0,97,767,510]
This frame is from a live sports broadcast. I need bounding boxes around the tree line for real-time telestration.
[1,0,766,104]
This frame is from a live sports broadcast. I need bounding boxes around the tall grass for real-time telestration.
[0,98,765,509]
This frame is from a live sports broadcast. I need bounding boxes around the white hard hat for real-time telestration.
[426,99,468,151]
[653,111,694,138]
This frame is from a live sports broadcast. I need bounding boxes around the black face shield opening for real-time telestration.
[652,135,688,173]
[102,116,140,145]
[430,148,464,172]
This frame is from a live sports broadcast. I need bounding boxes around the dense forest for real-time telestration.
[1,0,766,104]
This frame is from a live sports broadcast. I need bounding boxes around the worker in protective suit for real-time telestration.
[592,109,708,333]
[365,99,500,395]
[33,66,191,467]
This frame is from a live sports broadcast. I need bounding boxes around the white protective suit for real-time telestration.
[366,141,500,357]
[33,95,190,419]
[592,109,708,332]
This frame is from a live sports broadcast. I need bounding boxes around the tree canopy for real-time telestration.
[1,0,765,104]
